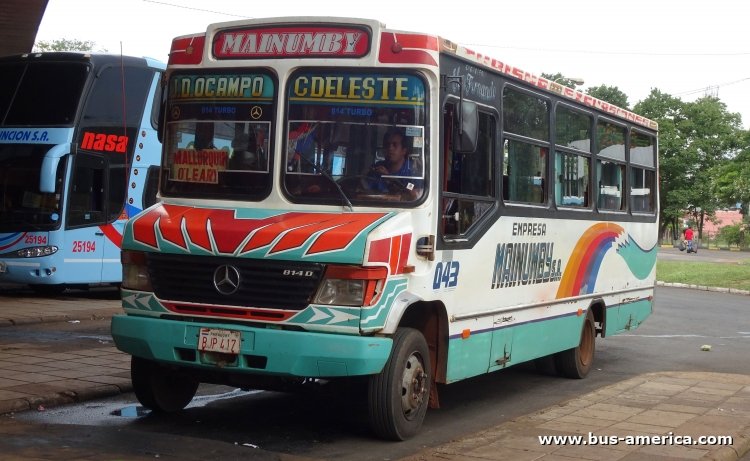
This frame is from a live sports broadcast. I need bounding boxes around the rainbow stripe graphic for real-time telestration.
[556,223,625,298]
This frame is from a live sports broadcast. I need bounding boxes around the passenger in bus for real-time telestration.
[255,127,267,170]
[229,131,260,171]
[367,128,422,199]
[194,123,216,150]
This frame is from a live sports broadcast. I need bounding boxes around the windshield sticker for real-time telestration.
[171,149,228,184]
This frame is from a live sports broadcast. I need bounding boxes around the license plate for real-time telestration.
[198,328,241,354]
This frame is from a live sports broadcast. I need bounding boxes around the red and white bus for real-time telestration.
[112,17,659,440]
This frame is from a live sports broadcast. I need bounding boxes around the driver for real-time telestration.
[367,128,422,199]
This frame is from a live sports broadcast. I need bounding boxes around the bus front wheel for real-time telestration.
[554,309,596,379]
[131,356,199,413]
[368,327,431,440]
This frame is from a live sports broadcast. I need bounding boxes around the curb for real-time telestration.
[0,383,133,416]
[702,432,750,461]
[0,308,121,328]
[656,281,750,296]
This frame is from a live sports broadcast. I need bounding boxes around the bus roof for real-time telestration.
[170,16,657,131]
[0,52,165,71]
[439,40,658,131]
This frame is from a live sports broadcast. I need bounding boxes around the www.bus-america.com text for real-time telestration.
[538,432,733,447]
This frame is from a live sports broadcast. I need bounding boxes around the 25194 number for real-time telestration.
[72,240,96,252]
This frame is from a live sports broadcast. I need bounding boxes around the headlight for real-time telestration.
[315,279,367,306]
[121,250,152,291]
[16,246,58,258]
[313,266,387,307]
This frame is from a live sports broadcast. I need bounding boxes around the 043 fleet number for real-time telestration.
[433,261,460,289]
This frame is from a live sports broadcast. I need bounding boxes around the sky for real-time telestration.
[35,0,750,129]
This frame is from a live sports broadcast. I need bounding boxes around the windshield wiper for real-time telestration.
[293,154,353,212]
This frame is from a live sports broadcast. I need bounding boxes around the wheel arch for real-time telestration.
[588,298,606,338]
[396,300,449,385]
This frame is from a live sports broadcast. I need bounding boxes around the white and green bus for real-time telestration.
[112,17,659,440]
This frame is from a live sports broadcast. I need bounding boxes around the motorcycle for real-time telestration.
[679,239,697,253]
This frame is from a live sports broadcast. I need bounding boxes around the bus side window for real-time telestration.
[68,154,106,227]
[441,102,496,237]
[502,87,550,205]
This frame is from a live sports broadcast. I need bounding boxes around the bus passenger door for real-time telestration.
[64,153,107,284]
[100,162,129,283]
[488,316,514,372]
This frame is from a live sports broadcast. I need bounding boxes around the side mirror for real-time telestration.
[455,101,478,153]
[40,144,70,192]
[442,75,479,153]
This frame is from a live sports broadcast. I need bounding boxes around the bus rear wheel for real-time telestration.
[131,356,199,413]
[368,327,431,441]
[554,309,596,379]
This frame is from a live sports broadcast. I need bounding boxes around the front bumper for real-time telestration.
[111,314,393,378]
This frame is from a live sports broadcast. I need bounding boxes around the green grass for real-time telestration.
[657,259,750,291]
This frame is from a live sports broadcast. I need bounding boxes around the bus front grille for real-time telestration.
[146,253,325,311]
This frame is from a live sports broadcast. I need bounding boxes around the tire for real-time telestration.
[554,309,596,379]
[368,328,431,441]
[131,356,199,413]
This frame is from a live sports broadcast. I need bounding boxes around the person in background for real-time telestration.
[684,226,695,253]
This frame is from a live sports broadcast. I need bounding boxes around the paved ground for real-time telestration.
[0,290,126,414]
[402,372,750,461]
[1,271,750,459]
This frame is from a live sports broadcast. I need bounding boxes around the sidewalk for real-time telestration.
[403,372,750,461]
[0,290,128,414]
[1,291,749,460]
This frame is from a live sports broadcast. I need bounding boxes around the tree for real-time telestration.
[634,89,686,239]
[635,91,745,240]
[586,84,629,109]
[678,97,743,237]
[714,130,750,216]
[33,38,103,52]
[540,72,584,89]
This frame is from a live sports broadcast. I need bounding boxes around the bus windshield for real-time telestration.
[161,70,276,200]
[0,144,64,231]
[284,71,427,205]
[0,61,88,126]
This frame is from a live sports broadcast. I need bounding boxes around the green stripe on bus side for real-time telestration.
[445,298,653,383]
[445,312,585,383]
[605,298,653,336]
[360,278,407,329]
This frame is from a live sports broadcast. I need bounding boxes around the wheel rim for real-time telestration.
[578,318,594,367]
[400,352,428,420]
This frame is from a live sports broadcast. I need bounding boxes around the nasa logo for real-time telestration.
[80,132,129,153]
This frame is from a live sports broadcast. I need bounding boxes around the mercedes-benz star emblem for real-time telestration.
[213,265,241,295]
